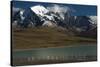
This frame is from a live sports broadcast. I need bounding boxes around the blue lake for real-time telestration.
[12,43,97,65]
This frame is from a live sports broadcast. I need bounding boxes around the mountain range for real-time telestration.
[12,5,97,38]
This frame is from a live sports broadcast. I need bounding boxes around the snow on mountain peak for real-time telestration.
[89,16,97,24]
[30,5,56,21]
[30,5,49,16]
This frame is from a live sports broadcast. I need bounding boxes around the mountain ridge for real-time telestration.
[12,5,97,38]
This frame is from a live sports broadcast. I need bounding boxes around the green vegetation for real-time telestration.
[12,27,96,49]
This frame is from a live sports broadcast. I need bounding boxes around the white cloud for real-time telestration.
[47,4,71,20]
[12,7,21,12]
[47,4,70,13]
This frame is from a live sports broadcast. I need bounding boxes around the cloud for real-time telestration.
[47,4,72,20]
[47,4,70,13]
[12,7,21,12]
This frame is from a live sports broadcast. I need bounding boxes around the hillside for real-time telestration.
[12,27,96,49]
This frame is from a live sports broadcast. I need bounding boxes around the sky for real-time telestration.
[11,1,97,16]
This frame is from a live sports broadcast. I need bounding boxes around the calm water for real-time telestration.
[12,43,97,65]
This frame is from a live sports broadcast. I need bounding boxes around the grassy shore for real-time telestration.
[12,27,97,49]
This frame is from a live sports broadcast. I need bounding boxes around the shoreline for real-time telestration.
[13,42,97,51]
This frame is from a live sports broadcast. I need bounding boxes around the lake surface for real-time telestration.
[12,43,97,66]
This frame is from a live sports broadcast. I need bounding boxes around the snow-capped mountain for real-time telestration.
[12,5,97,34]
[31,5,49,16]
